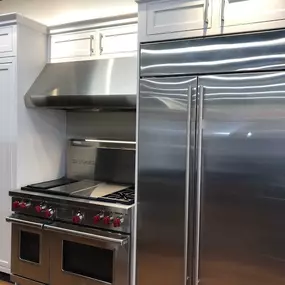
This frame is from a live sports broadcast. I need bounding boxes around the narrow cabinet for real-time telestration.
[0,59,16,273]
[50,31,96,60]
[222,0,285,27]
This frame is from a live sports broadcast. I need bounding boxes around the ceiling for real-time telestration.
[0,0,137,26]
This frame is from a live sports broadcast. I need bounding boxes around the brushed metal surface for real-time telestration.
[25,57,137,110]
[48,223,130,285]
[141,29,285,77]
[66,112,136,141]
[198,71,285,285]
[10,218,50,284]
[11,274,45,285]
[137,76,197,285]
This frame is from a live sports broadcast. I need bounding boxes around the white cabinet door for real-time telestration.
[50,31,96,60]
[222,0,285,27]
[0,59,16,274]
[99,25,137,56]
[0,26,14,56]
[146,0,212,35]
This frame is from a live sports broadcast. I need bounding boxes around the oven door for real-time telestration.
[45,222,130,285]
[6,214,50,284]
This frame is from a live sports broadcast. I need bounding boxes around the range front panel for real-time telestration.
[137,76,197,285]
[198,72,285,285]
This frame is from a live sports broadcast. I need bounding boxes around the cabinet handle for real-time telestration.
[204,0,209,24]
[99,33,104,54]
[221,0,226,23]
[194,85,204,285]
[90,35,94,55]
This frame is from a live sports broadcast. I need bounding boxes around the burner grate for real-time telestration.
[97,188,135,205]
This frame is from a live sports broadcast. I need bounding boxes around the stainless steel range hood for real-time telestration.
[25,57,137,111]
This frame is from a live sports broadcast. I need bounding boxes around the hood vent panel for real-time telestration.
[25,57,137,111]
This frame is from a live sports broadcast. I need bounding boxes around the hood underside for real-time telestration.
[25,57,137,111]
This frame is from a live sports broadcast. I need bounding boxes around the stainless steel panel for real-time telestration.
[137,76,197,285]
[198,72,285,285]
[25,57,137,110]
[66,112,136,141]
[141,29,285,77]
[10,216,50,284]
[11,275,46,285]
[48,222,130,285]
[66,139,136,183]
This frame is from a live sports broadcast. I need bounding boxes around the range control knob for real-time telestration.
[93,213,104,224]
[113,217,124,227]
[19,201,31,209]
[45,208,55,219]
[12,200,20,210]
[72,213,83,224]
[103,216,113,225]
[35,204,46,213]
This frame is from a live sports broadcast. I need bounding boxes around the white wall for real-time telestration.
[17,24,66,186]
[0,0,137,26]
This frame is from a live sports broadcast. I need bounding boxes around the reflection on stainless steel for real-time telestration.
[141,29,285,76]
[138,29,285,285]
[137,76,196,285]
[25,57,137,110]
[199,71,285,285]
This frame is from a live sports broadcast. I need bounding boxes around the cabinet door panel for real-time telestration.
[99,25,137,55]
[147,0,211,35]
[51,32,95,60]
[223,0,285,27]
[0,26,13,55]
[0,60,16,272]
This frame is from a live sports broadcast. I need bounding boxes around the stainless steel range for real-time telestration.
[7,139,135,285]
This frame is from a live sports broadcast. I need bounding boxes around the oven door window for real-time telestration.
[62,240,113,283]
[20,230,40,264]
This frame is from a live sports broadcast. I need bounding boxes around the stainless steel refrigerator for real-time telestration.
[137,29,285,285]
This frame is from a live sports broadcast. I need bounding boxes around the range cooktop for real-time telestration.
[22,178,135,205]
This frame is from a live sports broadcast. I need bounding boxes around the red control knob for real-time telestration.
[35,205,42,213]
[72,213,83,224]
[93,214,103,224]
[45,208,55,218]
[19,201,31,209]
[103,216,113,225]
[35,204,47,213]
[113,217,123,227]
[12,201,20,210]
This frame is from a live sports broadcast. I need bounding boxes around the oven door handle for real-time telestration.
[6,214,44,229]
[44,223,129,246]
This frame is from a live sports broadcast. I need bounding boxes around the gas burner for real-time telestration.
[97,188,135,205]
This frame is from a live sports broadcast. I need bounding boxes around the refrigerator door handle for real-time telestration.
[185,83,194,285]
[194,85,204,285]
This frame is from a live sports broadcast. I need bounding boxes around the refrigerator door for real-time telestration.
[197,72,285,285]
[137,76,197,285]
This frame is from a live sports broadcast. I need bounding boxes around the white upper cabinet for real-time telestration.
[146,0,212,35]
[98,24,137,56]
[0,26,14,56]
[50,31,96,60]
[50,24,138,61]
[222,0,285,27]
